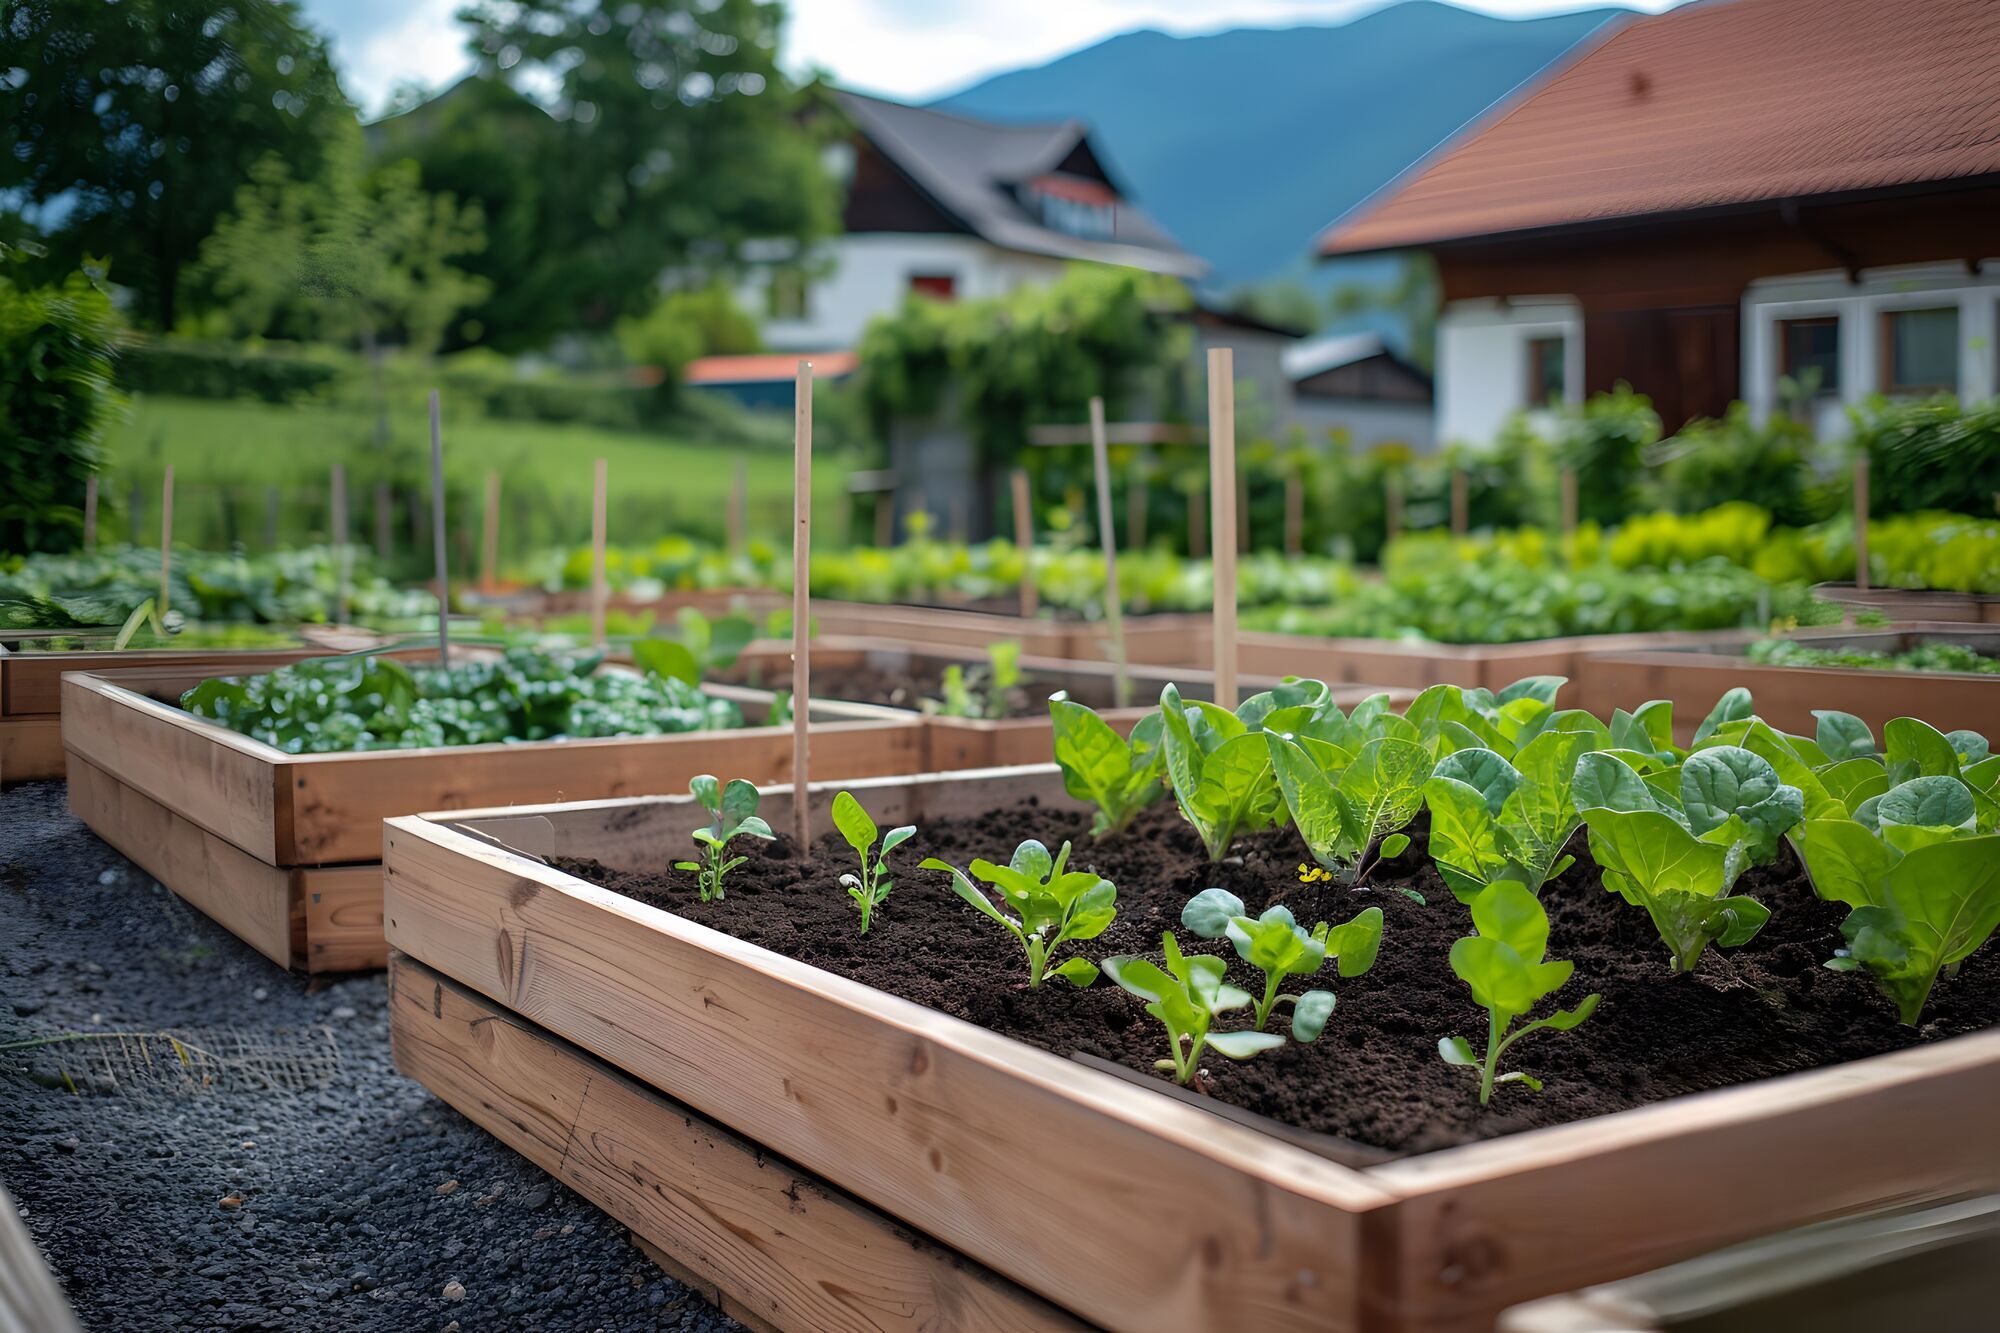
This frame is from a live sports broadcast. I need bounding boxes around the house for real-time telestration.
[1284,332,1434,450]
[681,351,857,410]
[751,90,1206,351]
[1315,0,2000,446]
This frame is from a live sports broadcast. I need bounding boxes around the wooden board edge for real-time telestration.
[0,716,65,784]
[299,863,387,974]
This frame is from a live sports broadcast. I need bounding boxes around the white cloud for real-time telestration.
[322,0,470,115]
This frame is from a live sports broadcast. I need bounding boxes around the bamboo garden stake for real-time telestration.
[82,476,97,549]
[428,390,451,666]
[590,458,609,647]
[481,471,501,594]
[1207,348,1238,711]
[1089,397,1131,708]
[331,464,351,624]
[1011,467,1038,617]
[1560,466,1578,540]
[792,361,814,853]
[158,466,175,619]
[1854,455,1871,595]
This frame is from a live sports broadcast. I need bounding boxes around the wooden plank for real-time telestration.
[390,954,1083,1333]
[302,864,386,974]
[0,717,64,783]
[1,645,373,718]
[1359,1030,2000,1332]
[807,601,1082,658]
[383,801,1391,1333]
[64,754,294,968]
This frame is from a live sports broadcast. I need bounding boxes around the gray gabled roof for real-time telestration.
[837,90,1206,279]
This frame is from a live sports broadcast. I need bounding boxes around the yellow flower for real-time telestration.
[1297,863,1331,884]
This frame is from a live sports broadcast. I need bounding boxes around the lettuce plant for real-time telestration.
[830,791,914,934]
[931,641,1023,720]
[1180,888,1381,1038]
[1423,730,1598,903]
[1404,676,1572,760]
[921,840,1114,986]
[1797,775,2000,1023]
[1048,693,1165,836]
[1103,932,1286,1085]
[1265,730,1427,894]
[1158,683,1292,861]
[631,608,756,686]
[1439,881,1598,1105]
[673,774,774,901]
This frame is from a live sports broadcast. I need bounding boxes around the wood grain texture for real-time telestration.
[0,717,63,783]
[301,864,387,973]
[64,754,294,968]
[1,645,377,718]
[384,800,1390,1333]
[391,953,1083,1333]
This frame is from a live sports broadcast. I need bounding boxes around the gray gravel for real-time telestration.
[0,780,739,1331]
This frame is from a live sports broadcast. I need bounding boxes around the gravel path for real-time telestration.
[0,780,738,1332]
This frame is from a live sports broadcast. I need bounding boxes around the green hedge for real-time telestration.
[118,340,346,404]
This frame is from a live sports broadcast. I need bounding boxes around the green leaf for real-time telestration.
[1322,906,1384,977]
[632,637,701,687]
[1267,732,1359,871]
[1449,935,1537,1017]
[830,790,877,855]
[880,825,916,855]
[1885,717,1962,785]
[1049,695,1158,834]
[1437,1035,1479,1067]
[1845,835,2000,1023]
[1796,819,1897,909]
[1180,887,1245,939]
[1103,954,1174,1005]
[1423,776,1508,903]
[1572,751,1657,814]
[718,778,760,833]
[1432,747,1522,815]
[1291,990,1336,1042]
[1877,776,1975,831]
[1814,710,1876,761]
[1337,736,1429,841]
[1693,686,1753,746]
[1680,745,1802,861]
[1820,758,1890,815]
[1379,832,1411,859]
[1947,730,1992,764]
[1046,957,1100,988]
[1469,880,1548,963]
[688,774,722,817]
[1496,675,1566,706]
[1204,1030,1288,1060]
[922,857,1017,930]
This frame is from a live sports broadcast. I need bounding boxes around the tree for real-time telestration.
[615,282,763,400]
[448,0,839,343]
[1328,253,1440,372]
[0,0,351,331]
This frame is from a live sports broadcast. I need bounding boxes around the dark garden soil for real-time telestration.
[553,797,2000,1157]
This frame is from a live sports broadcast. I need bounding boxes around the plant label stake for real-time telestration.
[1089,397,1132,708]
[793,360,814,855]
[331,463,351,624]
[481,471,501,594]
[590,457,609,648]
[1011,467,1038,618]
[428,390,451,667]
[1450,465,1469,537]
[83,476,97,549]
[729,455,748,554]
[1854,454,1871,596]
[1207,348,1238,711]
[158,466,175,619]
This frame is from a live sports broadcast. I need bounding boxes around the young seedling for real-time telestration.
[921,839,1115,986]
[673,775,775,902]
[1103,932,1285,1086]
[831,790,913,934]
[1180,888,1382,1039]
[631,608,757,685]
[932,641,1024,720]
[1439,881,1598,1105]
[1048,693,1165,836]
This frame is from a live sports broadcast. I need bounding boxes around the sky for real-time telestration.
[306,0,1694,116]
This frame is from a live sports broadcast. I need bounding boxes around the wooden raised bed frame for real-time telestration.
[384,768,2000,1333]
[62,663,922,973]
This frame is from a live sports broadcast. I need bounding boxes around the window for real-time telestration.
[767,268,809,321]
[1778,316,1840,396]
[1880,306,1959,395]
[909,273,957,301]
[1526,336,1565,405]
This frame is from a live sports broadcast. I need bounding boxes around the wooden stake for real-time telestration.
[82,476,98,549]
[792,361,814,854]
[1188,484,1208,559]
[1559,466,1578,539]
[1385,473,1403,547]
[481,471,501,594]
[1127,464,1147,548]
[1207,349,1238,711]
[873,492,893,547]
[158,467,174,619]
[331,464,351,624]
[1089,397,1131,709]
[1011,467,1038,618]
[590,457,609,648]
[1450,466,1469,537]
[1284,473,1303,557]
[1854,455,1871,595]
[428,390,451,667]
[728,456,748,555]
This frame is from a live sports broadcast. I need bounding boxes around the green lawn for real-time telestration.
[98,394,855,568]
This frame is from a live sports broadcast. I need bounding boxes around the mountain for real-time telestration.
[932,1,1629,293]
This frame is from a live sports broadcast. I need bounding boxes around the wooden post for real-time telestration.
[1188,485,1208,559]
[1854,455,1871,595]
[728,455,748,554]
[590,457,609,648]
[873,492,893,547]
[1089,397,1131,709]
[1207,349,1238,711]
[1127,465,1147,549]
[1450,466,1469,537]
[1385,473,1403,548]
[1283,473,1304,557]
[1011,467,1038,618]
[82,476,98,549]
[331,464,351,624]
[157,467,174,619]
[792,361,814,854]
[1559,466,1578,540]
[428,390,451,667]
[481,471,502,594]
[374,483,392,561]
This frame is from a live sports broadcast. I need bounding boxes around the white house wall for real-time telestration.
[1435,297,1583,447]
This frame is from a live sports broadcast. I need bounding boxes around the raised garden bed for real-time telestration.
[1576,627,2000,741]
[807,600,1208,666]
[1811,582,2000,626]
[61,661,921,973]
[384,766,2000,1333]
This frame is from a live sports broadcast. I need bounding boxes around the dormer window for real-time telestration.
[1021,174,1118,241]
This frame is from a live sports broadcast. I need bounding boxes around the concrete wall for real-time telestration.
[1434,297,1583,447]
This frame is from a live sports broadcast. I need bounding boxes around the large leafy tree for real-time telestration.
[446,0,838,344]
[0,253,121,554]
[0,0,351,331]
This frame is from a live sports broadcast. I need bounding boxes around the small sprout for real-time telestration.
[1103,933,1285,1086]
[921,840,1115,986]
[1180,889,1382,1039]
[673,775,774,902]
[1439,881,1598,1106]
[831,791,913,934]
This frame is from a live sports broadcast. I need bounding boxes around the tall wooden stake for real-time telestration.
[428,390,451,666]
[158,467,175,618]
[1089,397,1130,708]
[1011,467,1038,618]
[331,464,351,624]
[792,362,815,853]
[1559,466,1578,540]
[82,477,98,549]
[590,457,609,647]
[1207,349,1238,710]
[728,456,748,554]
[1188,485,1208,559]
[873,492,893,547]
[1853,455,1871,594]
[1283,473,1304,557]
[1450,466,1469,537]
[1385,473,1403,547]
[481,471,502,594]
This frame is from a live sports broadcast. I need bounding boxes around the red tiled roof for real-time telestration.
[1318,0,2000,255]
[683,352,858,385]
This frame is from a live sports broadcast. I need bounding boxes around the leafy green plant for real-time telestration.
[1264,729,1427,894]
[1048,693,1165,836]
[930,641,1024,720]
[1439,881,1599,1105]
[1158,683,1292,862]
[1423,729,1599,903]
[1103,932,1286,1086]
[630,608,756,686]
[1180,888,1381,1038]
[673,775,774,901]
[920,839,1115,986]
[830,791,912,935]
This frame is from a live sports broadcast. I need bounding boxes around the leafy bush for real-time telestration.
[1555,384,1659,527]
[118,339,345,404]
[1747,637,2000,676]
[1849,395,2000,518]
[1,261,122,553]
[1654,404,1823,526]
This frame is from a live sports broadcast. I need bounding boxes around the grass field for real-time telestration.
[97,394,857,570]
